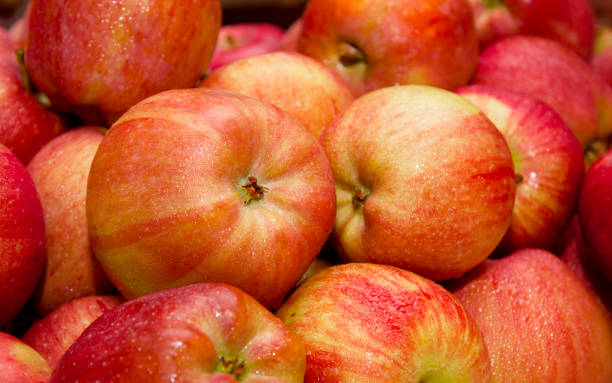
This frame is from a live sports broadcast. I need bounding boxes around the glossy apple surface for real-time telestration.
[297,0,478,96]
[208,23,285,71]
[321,85,515,281]
[592,25,612,87]
[0,332,50,383]
[50,283,305,382]
[202,51,354,138]
[25,0,221,124]
[472,35,612,152]
[21,295,124,369]
[0,143,45,328]
[27,127,116,315]
[457,85,584,254]
[450,248,612,383]
[277,263,492,382]
[578,149,612,282]
[86,88,336,308]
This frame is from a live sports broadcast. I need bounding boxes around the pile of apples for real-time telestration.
[2,0,612,381]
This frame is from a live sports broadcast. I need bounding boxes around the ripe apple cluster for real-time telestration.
[1,0,612,382]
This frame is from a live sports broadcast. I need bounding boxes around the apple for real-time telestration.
[0,143,46,328]
[449,248,612,382]
[208,22,285,72]
[201,51,354,138]
[469,0,595,59]
[591,25,612,87]
[0,26,65,164]
[0,332,50,383]
[320,85,515,281]
[578,148,612,283]
[457,84,584,255]
[276,263,492,382]
[21,295,124,370]
[50,283,305,382]
[86,88,336,308]
[296,0,479,96]
[8,0,29,48]
[24,0,222,124]
[26,126,116,315]
[279,18,303,52]
[472,35,612,155]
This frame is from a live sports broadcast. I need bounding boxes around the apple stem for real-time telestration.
[241,176,268,205]
[217,355,246,379]
[338,41,366,67]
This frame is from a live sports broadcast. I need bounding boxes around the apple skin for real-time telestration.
[470,0,595,59]
[457,85,584,255]
[320,85,515,281]
[279,18,303,52]
[201,51,354,138]
[24,0,221,124]
[449,248,612,383]
[0,332,51,383]
[296,0,479,97]
[276,263,492,382]
[50,283,305,382]
[592,25,612,87]
[472,35,612,152]
[26,127,116,315]
[21,294,124,370]
[0,143,46,328]
[86,88,336,308]
[578,149,612,282]
[0,27,65,164]
[208,23,285,72]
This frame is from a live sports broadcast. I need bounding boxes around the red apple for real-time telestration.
[0,26,64,164]
[0,332,50,383]
[50,283,305,382]
[21,295,124,370]
[26,127,116,315]
[578,148,612,282]
[457,84,584,254]
[276,263,492,382]
[297,0,479,96]
[469,0,595,59]
[320,85,515,281]
[201,51,354,138]
[86,88,336,308]
[280,18,303,52]
[0,143,45,328]
[208,22,285,72]
[592,25,612,87]
[472,35,612,154]
[24,0,221,124]
[449,248,612,382]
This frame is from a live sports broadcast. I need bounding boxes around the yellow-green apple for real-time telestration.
[469,0,595,59]
[21,295,124,370]
[280,18,302,51]
[86,88,336,308]
[578,149,612,282]
[592,25,612,86]
[296,0,479,97]
[208,23,285,71]
[24,0,221,124]
[0,332,50,383]
[0,143,45,328]
[472,35,612,157]
[320,85,515,281]
[26,127,116,315]
[0,26,64,164]
[201,51,354,138]
[449,248,612,383]
[276,263,492,382]
[50,283,305,382]
[457,85,584,255]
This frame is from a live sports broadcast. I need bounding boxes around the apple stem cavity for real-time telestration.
[217,355,246,380]
[240,176,268,205]
[352,185,370,210]
[338,41,366,68]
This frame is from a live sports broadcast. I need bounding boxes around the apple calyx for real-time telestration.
[217,354,246,380]
[515,172,524,185]
[240,175,268,205]
[352,185,370,210]
[338,41,367,68]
